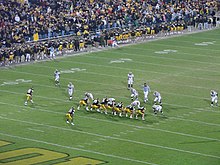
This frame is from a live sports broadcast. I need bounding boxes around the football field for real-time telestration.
[0,28,220,165]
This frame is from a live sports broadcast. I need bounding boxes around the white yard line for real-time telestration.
[0,117,220,160]
[1,115,220,143]
[28,128,45,133]
[125,46,220,59]
[0,132,158,165]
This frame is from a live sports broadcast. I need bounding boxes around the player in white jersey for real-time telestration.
[143,83,151,103]
[49,46,56,59]
[130,88,138,100]
[67,82,74,100]
[131,100,140,109]
[54,69,60,86]
[85,92,94,101]
[153,91,162,105]
[127,72,134,89]
[210,90,218,107]
[152,104,163,115]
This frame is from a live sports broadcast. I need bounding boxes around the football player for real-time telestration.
[136,106,145,120]
[67,82,74,100]
[124,105,135,119]
[90,98,100,112]
[143,83,151,103]
[24,87,34,106]
[106,97,116,113]
[77,94,89,111]
[152,104,163,115]
[130,87,138,100]
[131,100,140,109]
[100,97,109,114]
[54,69,60,86]
[85,92,94,101]
[153,91,162,105]
[113,101,123,117]
[127,72,134,89]
[66,106,75,125]
[210,90,218,107]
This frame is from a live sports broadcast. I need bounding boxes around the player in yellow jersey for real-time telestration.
[24,87,34,106]
[113,101,123,117]
[66,106,75,125]
[135,106,145,120]
[90,98,100,112]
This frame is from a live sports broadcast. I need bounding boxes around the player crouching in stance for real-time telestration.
[66,106,75,125]
[77,94,89,111]
[54,69,60,86]
[152,104,163,115]
[136,106,145,120]
[113,102,123,117]
[106,98,116,115]
[130,88,138,101]
[90,98,100,112]
[100,97,109,114]
[153,91,162,105]
[124,105,135,119]
[24,87,34,106]
[77,92,93,111]
[210,90,218,107]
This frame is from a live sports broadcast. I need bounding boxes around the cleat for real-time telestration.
[71,123,74,125]
[66,121,69,124]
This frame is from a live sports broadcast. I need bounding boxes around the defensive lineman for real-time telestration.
[153,91,162,105]
[152,104,163,115]
[127,72,134,89]
[210,90,218,107]
[130,88,138,100]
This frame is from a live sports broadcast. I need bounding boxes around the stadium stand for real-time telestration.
[0,0,219,66]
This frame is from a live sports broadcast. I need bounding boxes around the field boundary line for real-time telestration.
[0,132,158,165]
[1,116,220,160]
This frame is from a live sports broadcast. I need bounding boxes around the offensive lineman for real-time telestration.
[153,91,162,105]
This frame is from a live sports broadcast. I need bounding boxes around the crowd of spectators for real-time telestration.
[0,0,220,66]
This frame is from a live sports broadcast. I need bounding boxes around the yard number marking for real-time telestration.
[0,140,105,165]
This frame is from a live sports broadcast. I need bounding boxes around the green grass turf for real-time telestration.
[0,29,220,165]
